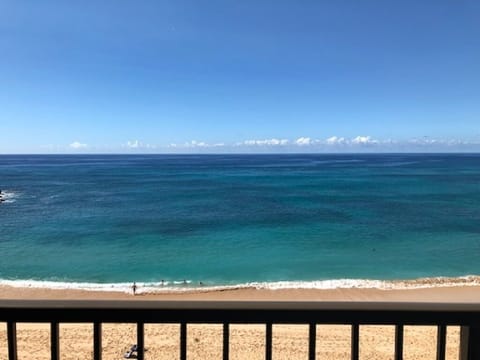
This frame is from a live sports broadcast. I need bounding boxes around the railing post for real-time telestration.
[460,326,469,360]
[351,324,359,360]
[460,325,480,360]
[7,321,17,360]
[180,322,187,360]
[51,322,60,360]
[265,323,272,360]
[395,325,403,360]
[93,322,102,360]
[436,325,446,360]
[309,323,316,360]
[137,322,144,360]
[223,323,229,360]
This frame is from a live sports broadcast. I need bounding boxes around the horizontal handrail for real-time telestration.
[2,300,480,324]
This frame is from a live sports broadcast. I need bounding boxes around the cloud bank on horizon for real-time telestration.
[58,135,480,153]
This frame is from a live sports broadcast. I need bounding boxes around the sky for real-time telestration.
[0,0,479,153]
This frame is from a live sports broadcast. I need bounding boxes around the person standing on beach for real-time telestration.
[132,282,137,295]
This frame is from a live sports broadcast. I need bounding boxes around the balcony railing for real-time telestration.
[1,300,480,360]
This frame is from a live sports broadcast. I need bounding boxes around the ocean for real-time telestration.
[1,154,479,293]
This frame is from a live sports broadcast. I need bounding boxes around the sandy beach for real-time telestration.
[1,285,478,359]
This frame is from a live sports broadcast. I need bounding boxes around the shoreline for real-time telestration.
[2,284,480,302]
[2,274,480,292]
[1,275,480,301]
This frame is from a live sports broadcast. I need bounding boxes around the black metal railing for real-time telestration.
[1,300,480,360]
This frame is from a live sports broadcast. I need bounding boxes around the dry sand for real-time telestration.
[1,285,478,359]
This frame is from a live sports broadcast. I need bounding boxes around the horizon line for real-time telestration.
[1,152,480,156]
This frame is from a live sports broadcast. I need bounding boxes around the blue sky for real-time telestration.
[1,0,479,153]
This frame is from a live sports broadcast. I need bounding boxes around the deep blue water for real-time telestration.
[1,154,480,290]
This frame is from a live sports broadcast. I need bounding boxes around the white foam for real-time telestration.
[1,276,480,294]
[247,276,480,290]
[0,190,18,203]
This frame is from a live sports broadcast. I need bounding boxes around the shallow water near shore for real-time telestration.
[1,154,480,291]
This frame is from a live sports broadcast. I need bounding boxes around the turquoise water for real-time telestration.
[1,154,480,292]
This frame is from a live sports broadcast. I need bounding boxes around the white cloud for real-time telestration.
[168,140,225,149]
[69,141,87,149]
[409,137,434,145]
[126,140,140,148]
[242,138,289,146]
[351,136,378,145]
[295,137,312,146]
[325,136,347,145]
[187,140,208,147]
[123,140,157,149]
[408,137,473,146]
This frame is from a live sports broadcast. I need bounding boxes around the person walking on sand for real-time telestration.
[132,282,137,295]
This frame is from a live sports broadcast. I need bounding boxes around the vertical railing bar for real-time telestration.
[223,323,230,360]
[459,326,470,360]
[51,322,59,360]
[395,324,404,360]
[309,323,316,360]
[265,322,272,360]
[180,322,187,360]
[351,324,359,360]
[93,322,102,360]
[137,322,145,360]
[459,325,480,360]
[436,325,446,360]
[465,325,480,360]
[7,321,17,360]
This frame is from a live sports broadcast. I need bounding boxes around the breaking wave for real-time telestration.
[0,190,18,203]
